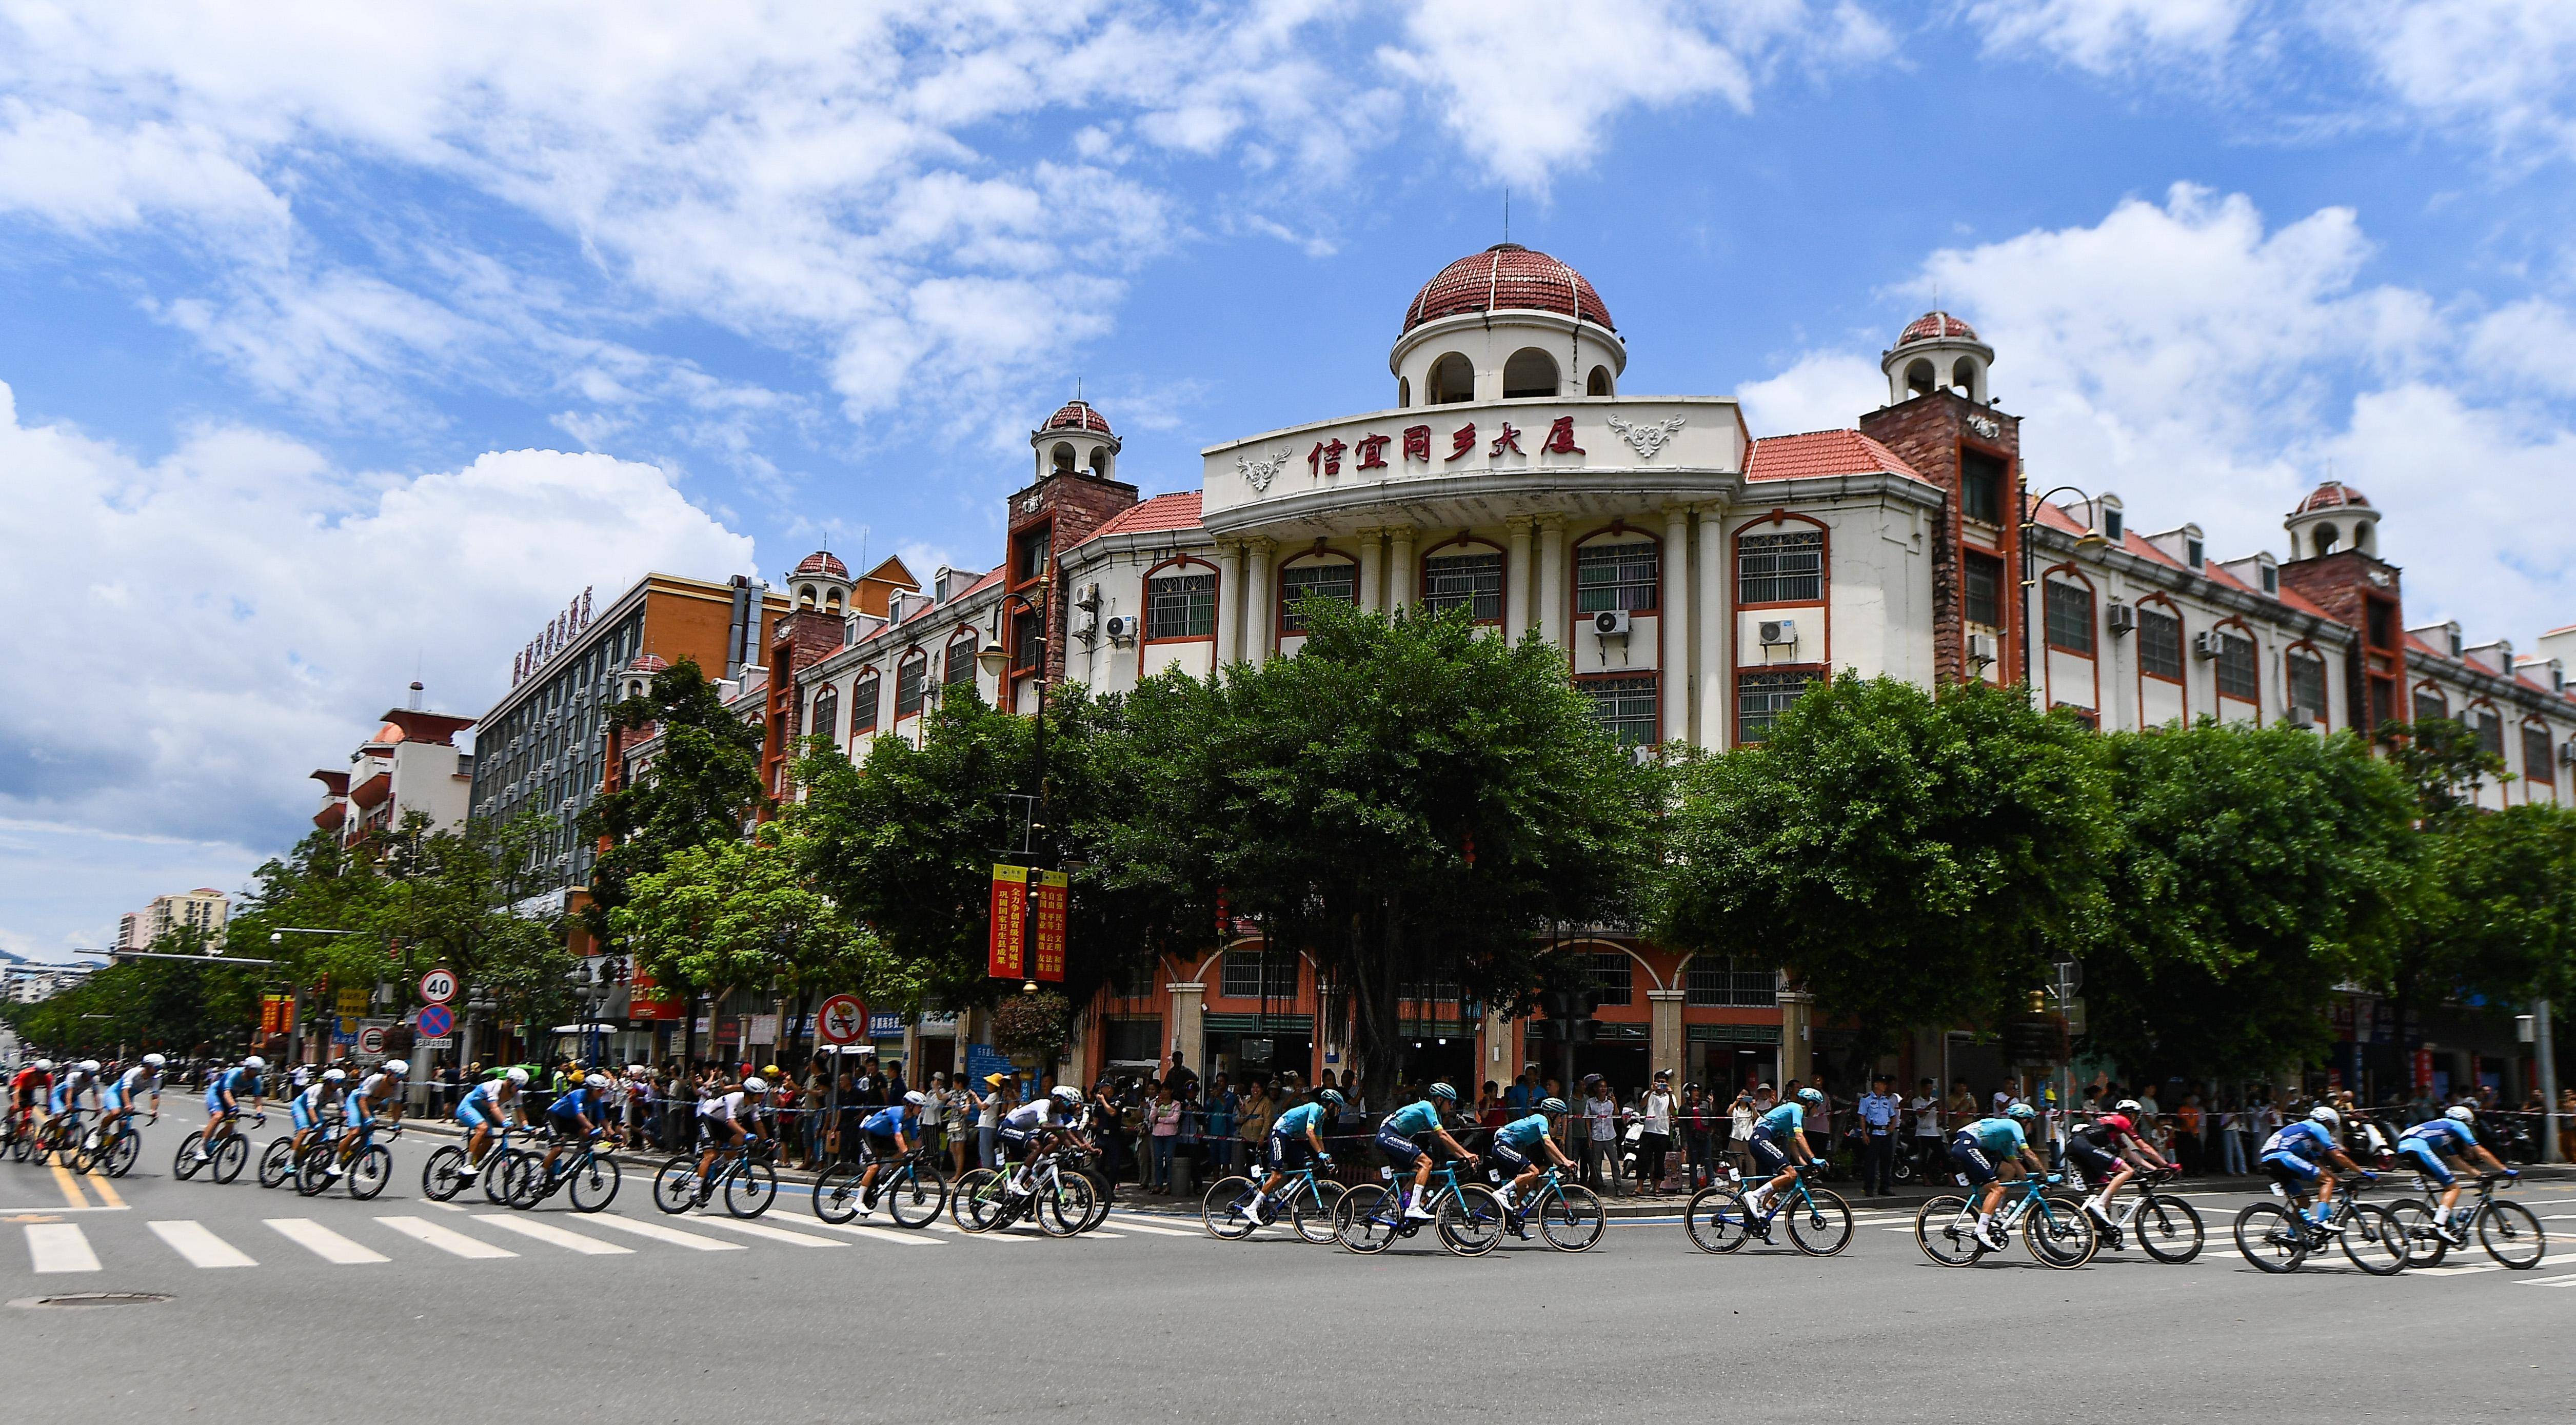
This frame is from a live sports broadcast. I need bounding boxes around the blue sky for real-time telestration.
[6,1,2576,956]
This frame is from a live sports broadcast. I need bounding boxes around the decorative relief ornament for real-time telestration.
[1965,413,2001,439]
[1238,446,1294,493]
[1604,414,1687,461]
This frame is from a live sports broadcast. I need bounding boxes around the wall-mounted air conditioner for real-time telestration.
[1076,583,1103,611]
[1072,605,1099,641]
[2561,738,2576,767]
[2192,630,2222,661]
[2283,707,2316,730]
[1593,609,1632,638]
[1967,632,1998,667]
[1104,615,1137,645]
[2105,603,2134,637]
[1758,618,1797,648]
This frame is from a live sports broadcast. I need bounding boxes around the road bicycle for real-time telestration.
[950,1149,1096,1237]
[295,1121,400,1200]
[1,1108,33,1162]
[257,1126,310,1190]
[2230,1173,2408,1275]
[1201,1160,1349,1244]
[2385,1173,2545,1270]
[815,1148,947,1228]
[2059,1163,2203,1263]
[1689,1161,1853,1257]
[1915,1170,2097,1269]
[654,1133,778,1219]
[172,1111,265,1184]
[1498,1163,1605,1252]
[423,1122,538,1205]
[31,1107,90,1167]
[73,1109,150,1178]
[1331,1159,1505,1257]
[507,1131,623,1213]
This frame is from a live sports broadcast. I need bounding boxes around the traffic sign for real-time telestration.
[418,968,458,1005]
[357,1025,387,1055]
[416,1003,454,1038]
[816,994,866,1046]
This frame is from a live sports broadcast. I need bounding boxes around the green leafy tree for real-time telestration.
[2401,804,2576,1010]
[579,656,765,942]
[2,927,259,1055]
[1653,675,2116,1072]
[2085,722,2417,1083]
[2381,715,2510,820]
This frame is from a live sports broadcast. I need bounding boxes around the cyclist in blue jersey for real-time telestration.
[540,1072,618,1180]
[288,1068,347,1164]
[49,1059,101,1121]
[1374,1083,1478,1222]
[320,1059,405,1180]
[2261,1105,2369,1233]
[1490,1097,1576,1233]
[1949,1102,2047,1250]
[453,1066,529,1185]
[193,1056,266,1163]
[1246,1088,1342,1224]
[96,1054,165,1145]
[846,1091,930,1217]
[2396,1105,2512,1244]
[1741,1086,1826,1220]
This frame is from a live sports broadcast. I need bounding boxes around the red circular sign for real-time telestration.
[816,994,867,1046]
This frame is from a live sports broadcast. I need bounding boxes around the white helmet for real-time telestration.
[33,1059,52,1071]
[2309,1105,2341,1127]
[505,1067,529,1086]
[323,1068,347,1083]
[141,1053,166,1068]
[78,1059,100,1073]
[242,1056,266,1070]
[2114,1099,2142,1114]
[1052,1085,1082,1105]
[742,1076,769,1094]
[2445,1104,2475,1123]
[905,1090,931,1107]
[382,1059,409,1076]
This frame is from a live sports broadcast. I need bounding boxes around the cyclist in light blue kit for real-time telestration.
[2396,1105,2512,1244]
[847,1091,929,1218]
[2261,1105,2369,1234]
[194,1056,266,1163]
[1373,1083,1478,1222]
[1245,1088,1341,1224]
[288,1068,347,1165]
[453,1066,528,1185]
[96,1054,166,1145]
[1741,1086,1825,1221]
[1490,1097,1577,1233]
[1949,1102,2047,1250]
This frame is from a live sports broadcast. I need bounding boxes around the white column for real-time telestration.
[1661,505,1692,745]
[1698,505,1729,748]
[1507,519,1534,638]
[1355,529,1384,613]
[1242,538,1275,666]
[1388,526,1418,615]
[1214,543,1244,666]
[1537,516,1568,649]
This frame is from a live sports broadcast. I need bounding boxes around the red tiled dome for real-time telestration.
[626,654,669,674]
[1041,400,1114,437]
[1896,311,1980,345]
[2294,482,2370,513]
[1402,244,1613,335]
[793,550,848,579]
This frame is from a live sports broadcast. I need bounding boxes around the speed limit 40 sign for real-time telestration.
[418,968,459,1005]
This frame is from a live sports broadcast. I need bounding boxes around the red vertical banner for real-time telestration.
[629,965,682,1021]
[1032,870,1068,982]
[2412,1048,2434,1092]
[988,864,1029,979]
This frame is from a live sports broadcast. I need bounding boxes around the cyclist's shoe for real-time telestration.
[2082,1199,2112,1226]
[1402,1199,1435,1222]
[2437,1220,2467,1246]
[1976,1222,2008,1251]
[2311,1214,2347,1236]
[1252,1198,1277,1226]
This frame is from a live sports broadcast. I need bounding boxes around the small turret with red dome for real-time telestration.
[1387,243,1627,408]
[786,550,855,615]
[2285,479,2380,560]
[1882,310,1995,406]
[1031,395,1122,483]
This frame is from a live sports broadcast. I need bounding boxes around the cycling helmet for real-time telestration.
[2097,1113,2133,1135]
[1796,1087,1823,1106]
[905,1090,931,1107]
[2006,1102,2037,1121]
[329,1068,352,1082]
[1316,1088,1344,1107]
[2113,1098,2142,1114]
[382,1059,409,1076]
[1538,1097,1569,1115]
[505,1067,530,1086]
[242,1056,266,1070]
[1052,1085,1082,1105]
[2308,1105,2341,1127]
[742,1076,769,1093]
[32,1059,52,1071]
[78,1059,100,1073]
[141,1053,166,1068]
[2445,1104,2476,1123]
[1428,1082,1457,1102]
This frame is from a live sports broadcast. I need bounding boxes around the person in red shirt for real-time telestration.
[9,1059,55,1138]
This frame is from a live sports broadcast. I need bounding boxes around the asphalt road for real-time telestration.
[6,1106,2572,1423]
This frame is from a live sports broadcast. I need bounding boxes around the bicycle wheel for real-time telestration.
[2381,1200,2446,1266]
[1685,1187,1754,1255]
[2133,1194,2204,1264]
[652,1156,699,1215]
[1292,1180,1347,1245]
[422,1145,466,1202]
[292,1145,333,1197]
[349,1145,391,1201]
[1200,1175,1261,1239]
[724,1158,778,1217]
[1786,1188,1854,1257]
[1333,1184,1397,1254]
[257,1138,296,1190]
[1913,1195,1984,1267]
[2025,1196,2097,1269]
[212,1133,248,1183]
[1076,1169,1113,1234]
[2476,1199,2546,1269]
[814,1163,868,1223]
[505,1157,552,1209]
[6,1125,28,1161]
[885,1162,946,1228]
[2340,1203,2408,1275]
[1437,1184,1506,1257]
[953,1169,1006,1232]
[2233,1202,2309,1273]
[1538,1184,1605,1252]
[171,1131,204,1180]
[1037,1172,1095,1238]
[567,1154,620,1213]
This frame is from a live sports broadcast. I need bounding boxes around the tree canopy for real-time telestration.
[579,656,765,945]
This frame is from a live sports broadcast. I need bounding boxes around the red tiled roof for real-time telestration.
[1074,491,1204,546]
[626,654,669,673]
[2293,482,2369,514]
[1746,429,1927,484]
[794,550,849,578]
[2405,633,2449,660]
[1041,400,1114,436]
[1403,244,1612,335]
[1897,311,1979,345]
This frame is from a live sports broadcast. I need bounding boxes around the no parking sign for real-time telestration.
[816,994,867,1046]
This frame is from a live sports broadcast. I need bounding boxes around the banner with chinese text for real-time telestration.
[1032,870,1067,982]
[988,864,1028,979]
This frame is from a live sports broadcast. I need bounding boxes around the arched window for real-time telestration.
[2213,623,2261,708]
[2043,575,2094,655]
[944,635,979,689]
[798,583,818,608]
[1683,955,1778,1007]
[1501,347,1559,399]
[1419,538,1503,623]
[849,670,880,736]
[824,588,843,613]
[1586,365,1613,397]
[2136,599,2184,682]
[2411,682,2447,723]
[2313,523,2340,557]
[1051,442,1076,474]
[1905,358,1935,398]
[1089,448,1112,480]
[809,683,839,742]
[1277,556,1359,636]
[1397,375,1412,409]
[1428,352,1475,405]
[894,650,929,720]
[2286,646,2328,725]
[1736,519,1826,605]
[1951,357,1980,398]
[1574,531,1658,614]
[1145,559,1219,641]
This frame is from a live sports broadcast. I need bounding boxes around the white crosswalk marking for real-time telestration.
[584,1215,745,1252]
[925,1220,1034,1241]
[1097,1216,1203,1238]
[26,1222,99,1273]
[378,1216,518,1259]
[473,1216,632,1255]
[682,1215,848,1248]
[801,1220,945,1246]
[149,1220,256,1268]
[267,1219,389,1264]
[2519,1274,2576,1288]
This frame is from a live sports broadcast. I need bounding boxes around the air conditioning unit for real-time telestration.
[2192,630,2222,661]
[1593,609,1632,638]
[2560,738,2576,768]
[1103,615,1137,645]
[1967,632,1998,667]
[2105,602,2134,636]
[1076,582,1103,611]
[1072,605,1099,642]
[2283,706,2317,730]
[1758,618,1798,648]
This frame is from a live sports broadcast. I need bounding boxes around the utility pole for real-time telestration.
[2537,997,2560,1164]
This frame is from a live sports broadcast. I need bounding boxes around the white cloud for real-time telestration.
[1963,0,2255,72]
[1739,351,1888,438]
[2323,1,2576,160]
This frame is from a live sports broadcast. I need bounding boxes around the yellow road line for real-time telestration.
[87,1174,124,1208]
[50,1162,90,1208]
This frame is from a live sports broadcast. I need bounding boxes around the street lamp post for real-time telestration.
[980,580,1054,1014]
[2018,484,2110,694]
